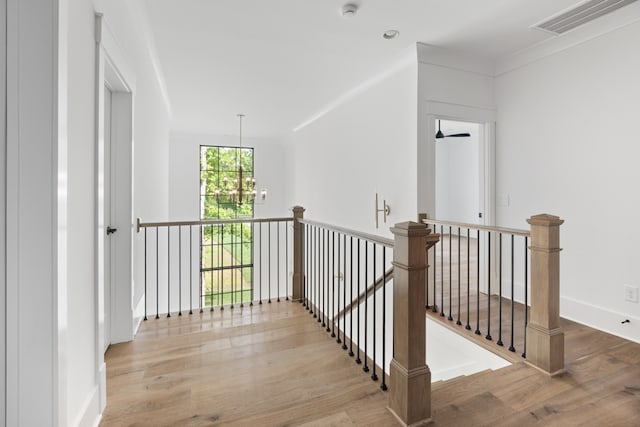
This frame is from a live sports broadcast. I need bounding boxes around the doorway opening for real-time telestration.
[434,119,484,225]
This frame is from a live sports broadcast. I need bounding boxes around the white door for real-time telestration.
[104,85,112,352]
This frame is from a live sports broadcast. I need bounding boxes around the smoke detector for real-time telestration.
[341,4,358,18]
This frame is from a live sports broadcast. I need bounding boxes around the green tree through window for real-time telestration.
[200,146,254,307]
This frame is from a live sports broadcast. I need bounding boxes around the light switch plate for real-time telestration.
[624,285,639,303]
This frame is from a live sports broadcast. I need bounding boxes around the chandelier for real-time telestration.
[214,114,257,206]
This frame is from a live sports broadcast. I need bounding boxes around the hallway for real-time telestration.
[102,301,639,426]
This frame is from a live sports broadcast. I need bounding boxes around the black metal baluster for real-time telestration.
[356,238,362,364]
[426,231,429,310]
[349,236,354,357]
[156,227,159,319]
[326,228,330,329]
[179,226,182,315]
[268,222,272,303]
[144,228,147,321]
[315,227,319,320]
[523,236,529,358]
[475,229,480,335]
[497,233,503,346]
[440,225,444,317]
[424,223,435,310]
[277,222,281,302]
[322,229,326,326]
[486,231,492,341]
[381,246,387,391]
[432,224,437,313]
[219,224,223,311]
[371,244,378,381]
[304,224,307,308]
[466,228,471,330]
[199,225,203,313]
[250,222,254,307]
[342,233,347,350]
[286,220,289,301]
[167,227,171,317]
[259,222,262,304]
[231,223,235,309]
[307,226,318,317]
[189,225,193,315]
[456,227,462,325]
[336,233,341,343]
[239,223,245,308]
[448,226,453,321]
[509,234,516,352]
[331,231,336,336]
[363,241,369,373]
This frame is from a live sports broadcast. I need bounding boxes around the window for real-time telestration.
[200,146,254,306]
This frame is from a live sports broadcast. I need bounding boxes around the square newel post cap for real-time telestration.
[390,221,428,237]
[292,206,305,217]
[527,214,564,227]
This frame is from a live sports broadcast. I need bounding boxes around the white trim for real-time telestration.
[417,42,495,77]
[0,0,7,423]
[94,13,136,423]
[57,0,69,425]
[561,296,640,344]
[496,1,640,76]
[98,362,106,414]
[70,383,100,427]
[133,294,145,336]
[95,14,135,93]
[424,100,496,123]
[6,0,60,424]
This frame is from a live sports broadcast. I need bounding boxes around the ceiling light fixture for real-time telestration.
[341,4,358,18]
[383,29,399,39]
[214,114,257,205]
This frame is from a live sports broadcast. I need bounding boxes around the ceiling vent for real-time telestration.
[533,0,637,35]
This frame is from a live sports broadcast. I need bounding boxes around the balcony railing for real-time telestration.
[136,207,565,426]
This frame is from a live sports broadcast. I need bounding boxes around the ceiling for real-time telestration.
[142,0,585,139]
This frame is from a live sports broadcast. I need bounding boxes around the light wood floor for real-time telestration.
[102,302,640,426]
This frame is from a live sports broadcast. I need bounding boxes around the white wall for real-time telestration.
[291,57,418,237]
[435,120,480,224]
[495,20,640,342]
[59,0,171,425]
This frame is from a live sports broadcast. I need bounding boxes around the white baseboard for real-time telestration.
[72,384,100,427]
[99,362,107,412]
[561,296,640,344]
[133,294,145,336]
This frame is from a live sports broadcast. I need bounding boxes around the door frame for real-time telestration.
[1,0,6,422]
[95,12,135,412]
[418,101,497,293]
[420,102,496,227]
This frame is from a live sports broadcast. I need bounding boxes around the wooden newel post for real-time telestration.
[526,214,565,375]
[292,206,306,302]
[389,221,440,426]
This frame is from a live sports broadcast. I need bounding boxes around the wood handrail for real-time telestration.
[334,266,394,321]
[136,217,294,232]
[422,218,530,237]
[298,219,394,248]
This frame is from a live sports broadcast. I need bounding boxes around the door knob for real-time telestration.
[107,226,117,235]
